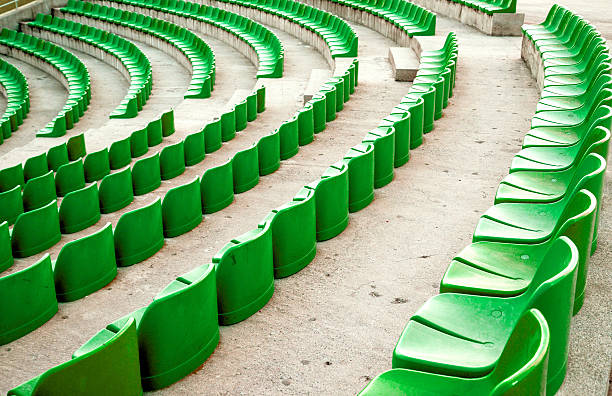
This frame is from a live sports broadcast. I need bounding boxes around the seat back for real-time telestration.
[489,309,549,395]
[526,236,579,389]
[10,318,142,395]
[136,263,218,390]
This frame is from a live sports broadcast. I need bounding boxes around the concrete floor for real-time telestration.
[0,1,610,395]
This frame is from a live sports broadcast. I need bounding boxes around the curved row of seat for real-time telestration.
[0,87,267,262]
[5,28,459,389]
[98,0,285,78]
[210,0,358,62]
[3,60,360,394]
[0,58,29,143]
[60,0,215,99]
[450,0,516,15]
[361,6,610,395]
[0,59,355,341]
[311,0,436,36]
[0,110,170,228]
[0,29,91,137]
[26,14,153,119]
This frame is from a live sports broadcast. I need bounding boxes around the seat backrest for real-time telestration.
[489,309,549,395]
[10,318,142,395]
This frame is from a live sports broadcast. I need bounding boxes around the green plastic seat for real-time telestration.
[83,149,110,182]
[393,237,578,394]
[91,264,218,390]
[22,170,55,212]
[0,222,13,272]
[297,102,314,146]
[279,116,300,160]
[379,111,410,168]
[221,108,236,142]
[114,198,164,267]
[213,220,274,325]
[204,118,223,153]
[361,309,549,395]
[256,85,266,113]
[0,185,23,225]
[257,131,281,176]
[11,200,61,258]
[394,96,425,149]
[160,141,186,180]
[474,188,596,248]
[99,167,134,213]
[523,105,611,149]
[0,163,24,192]
[9,317,142,395]
[496,152,606,205]
[23,152,48,182]
[511,125,609,174]
[184,130,206,166]
[232,144,259,193]
[53,223,117,302]
[235,99,248,131]
[246,91,258,121]
[109,137,132,170]
[161,178,202,238]
[130,127,149,158]
[59,183,101,234]
[55,159,85,197]
[309,94,327,133]
[132,153,161,195]
[305,161,349,241]
[201,160,234,214]
[362,126,395,188]
[343,143,375,213]
[0,254,58,345]
[161,109,175,137]
[67,133,86,161]
[321,84,337,122]
[265,187,316,278]
[47,143,69,172]
[147,118,163,147]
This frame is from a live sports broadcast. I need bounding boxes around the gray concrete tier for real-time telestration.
[413,0,525,36]
[389,47,419,81]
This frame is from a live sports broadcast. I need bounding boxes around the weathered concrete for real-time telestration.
[0,0,66,31]
[413,0,525,36]
[303,68,332,103]
[389,47,419,81]
[0,2,610,395]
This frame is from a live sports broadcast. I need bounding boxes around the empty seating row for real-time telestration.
[26,14,153,119]
[450,0,516,14]
[0,86,267,261]
[309,0,436,37]
[0,29,91,137]
[6,30,459,390]
[4,25,460,391]
[2,60,360,393]
[362,7,610,395]
[97,0,285,78]
[410,0,524,36]
[210,0,358,60]
[0,110,172,228]
[60,0,215,99]
[0,58,29,143]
